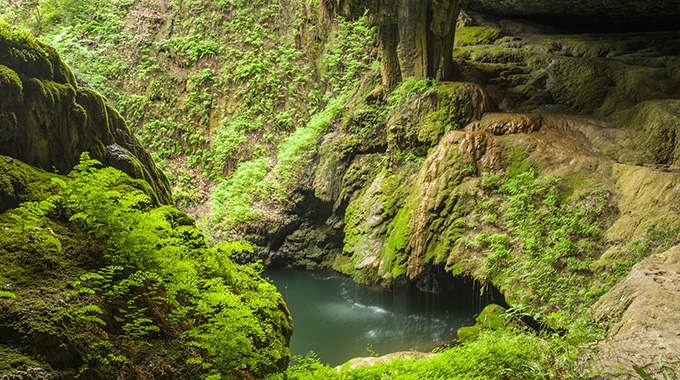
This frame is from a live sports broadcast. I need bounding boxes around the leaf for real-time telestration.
[633,364,654,380]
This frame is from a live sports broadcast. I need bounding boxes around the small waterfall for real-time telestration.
[265,269,493,366]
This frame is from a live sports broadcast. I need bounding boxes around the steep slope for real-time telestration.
[0,0,376,235]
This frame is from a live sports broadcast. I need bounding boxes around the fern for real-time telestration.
[60,153,290,378]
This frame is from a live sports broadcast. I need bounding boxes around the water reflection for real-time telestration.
[264,269,482,366]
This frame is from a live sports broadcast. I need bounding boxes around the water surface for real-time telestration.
[264,269,481,366]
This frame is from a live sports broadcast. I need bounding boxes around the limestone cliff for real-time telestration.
[256,13,680,377]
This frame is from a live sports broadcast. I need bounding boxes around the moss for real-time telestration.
[455,26,503,47]
[76,87,113,140]
[39,79,77,108]
[0,64,23,105]
[422,82,488,144]
[404,132,477,277]
[547,58,616,115]
[379,203,411,280]
[0,345,48,373]
[341,161,420,285]
[547,56,680,116]
[0,23,77,89]
[112,176,161,205]
[42,42,77,88]
[613,99,680,166]
[0,23,53,81]
[0,295,80,369]
[452,45,530,64]
[456,304,507,343]
[457,304,508,343]
[0,158,60,213]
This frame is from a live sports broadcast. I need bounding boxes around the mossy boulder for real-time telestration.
[0,24,75,88]
[0,156,293,379]
[0,64,23,105]
[457,304,507,343]
[0,24,171,205]
[0,157,59,214]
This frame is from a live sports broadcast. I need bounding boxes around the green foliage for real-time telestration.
[388,76,438,106]
[15,153,292,378]
[463,149,614,324]
[0,290,16,299]
[210,89,350,227]
[156,35,219,65]
[288,327,554,380]
[272,92,349,198]
[2,0,378,234]
[210,157,271,226]
[41,26,110,91]
[5,195,63,254]
[321,12,376,98]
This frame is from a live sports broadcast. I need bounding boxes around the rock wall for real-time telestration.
[322,0,465,92]
[0,25,172,205]
[466,0,680,31]
[255,17,680,374]
[591,245,680,378]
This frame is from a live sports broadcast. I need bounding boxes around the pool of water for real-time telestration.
[263,269,482,367]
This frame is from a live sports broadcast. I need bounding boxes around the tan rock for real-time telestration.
[590,245,680,378]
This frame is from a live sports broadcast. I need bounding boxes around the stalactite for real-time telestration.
[322,0,465,93]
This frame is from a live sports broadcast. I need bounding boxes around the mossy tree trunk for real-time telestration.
[323,0,464,93]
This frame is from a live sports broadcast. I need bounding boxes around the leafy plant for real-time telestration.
[288,326,554,380]
[49,153,292,378]
[462,148,615,325]
[632,355,679,380]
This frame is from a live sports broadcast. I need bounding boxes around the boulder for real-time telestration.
[0,26,172,204]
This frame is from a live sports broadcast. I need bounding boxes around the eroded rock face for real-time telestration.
[0,28,171,204]
[590,245,680,378]
[466,0,680,30]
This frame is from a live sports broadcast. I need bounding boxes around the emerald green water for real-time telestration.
[264,269,482,367]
